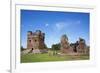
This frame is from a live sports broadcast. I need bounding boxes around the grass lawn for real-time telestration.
[21,53,89,63]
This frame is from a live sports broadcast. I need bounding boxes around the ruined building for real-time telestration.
[60,35,89,55]
[27,30,46,51]
[60,34,73,53]
[76,38,89,54]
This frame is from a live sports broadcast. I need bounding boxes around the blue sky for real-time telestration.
[21,10,90,48]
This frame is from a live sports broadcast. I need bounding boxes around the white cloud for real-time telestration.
[28,24,33,27]
[55,20,80,30]
[76,20,81,24]
[45,23,49,27]
[55,22,68,30]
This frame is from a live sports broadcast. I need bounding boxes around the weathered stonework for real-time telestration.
[27,30,46,53]
[60,35,73,54]
[60,35,89,55]
[76,38,89,54]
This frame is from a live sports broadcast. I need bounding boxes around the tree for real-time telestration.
[52,43,60,51]
[21,46,25,51]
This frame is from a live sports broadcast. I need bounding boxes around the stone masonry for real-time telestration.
[27,30,46,51]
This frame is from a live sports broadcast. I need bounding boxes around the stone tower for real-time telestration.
[27,30,46,50]
[76,38,87,54]
[60,34,73,53]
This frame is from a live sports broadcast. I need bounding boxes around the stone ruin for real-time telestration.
[60,35,73,54]
[60,35,89,55]
[76,38,86,54]
[27,30,47,54]
[22,30,89,55]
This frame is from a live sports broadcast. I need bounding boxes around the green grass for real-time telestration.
[21,53,89,63]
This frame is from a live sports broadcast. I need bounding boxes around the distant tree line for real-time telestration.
[51,43,61,51]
